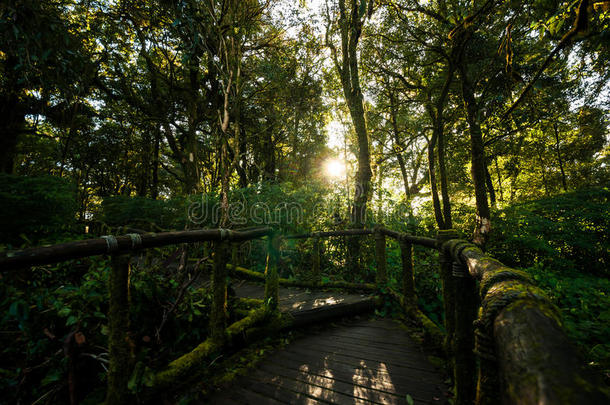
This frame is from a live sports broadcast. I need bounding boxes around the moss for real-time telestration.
[151,307,270,391]
[231,264,376,292]
[225,307,270,342]
[479,267,532,299]
[232,297,264,309]
[152,338,221,389]
[105,255,133,405]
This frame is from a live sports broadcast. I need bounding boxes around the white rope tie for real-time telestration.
[126,233,142,249]
[101,235,119,254]
[219,228,230,241]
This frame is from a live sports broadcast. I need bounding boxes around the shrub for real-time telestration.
[98,195,187,231]
[489,188,609,276]
[0,174,78,245]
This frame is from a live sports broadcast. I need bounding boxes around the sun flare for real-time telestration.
[324,159,346,179]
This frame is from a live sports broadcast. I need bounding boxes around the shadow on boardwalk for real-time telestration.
[209,281,449,404]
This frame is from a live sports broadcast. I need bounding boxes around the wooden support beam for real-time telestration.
[452,260,478,405]
[264,233,280,310]
[437,229,459,355]
[399,239,416,311]
[284,229,374,239]
[105,254,133,405]
[312,237,321,284]
[374,228,387,285]
[211,241,228,343]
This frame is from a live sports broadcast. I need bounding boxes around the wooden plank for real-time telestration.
[282,345,442,378]
[243,374,331,404]
[288,337,435,371]
[318,329,421,348]
[265,348,444,386]
[210,289,449,404]
[251,368,396,405]
[259,356,445,400]
[210,386,289,405]
[285,299,377,329]
[256,365,407,405]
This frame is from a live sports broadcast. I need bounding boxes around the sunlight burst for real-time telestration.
[324,159,346,179]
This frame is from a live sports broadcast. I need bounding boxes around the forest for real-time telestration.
[1,0,609,404]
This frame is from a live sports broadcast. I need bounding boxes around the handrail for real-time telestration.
[3,224,607,404]
[284,228,374,239]
[438,237,609,405]
[0,227,272,271]
[283,226,437,248]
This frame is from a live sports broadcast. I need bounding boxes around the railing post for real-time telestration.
[436,229,458,353]
[399,237,416,312]
[452,259,478,405]
[210,240,228,343]
[312,236,321,284]
[230,241,240,276]
[374,228,387,286]
[106,254,133,405]
[264,232,280,310]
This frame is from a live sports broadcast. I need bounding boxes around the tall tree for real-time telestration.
[326,0,374,271]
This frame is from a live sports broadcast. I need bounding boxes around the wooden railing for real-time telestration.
[1,226,608,405]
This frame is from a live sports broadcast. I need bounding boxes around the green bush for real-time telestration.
[0,249,212,404]
[0,174,78,245]
[98,195,188,231]
[525,263,610,374]
[489,188,609,276]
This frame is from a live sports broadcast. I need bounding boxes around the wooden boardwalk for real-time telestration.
[211,281,449,404]
[233,280,375,314]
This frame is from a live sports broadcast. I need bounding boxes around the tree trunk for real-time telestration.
[485,160,496,208]
[333,0,373,275]
[495,156,503,202]
[458,64,491,246]
[150,126,160,200]
[0,95,24,174]
[435,68,454,229]
[388,91,412,208]
[427,133,446,229]
[553,123,568,192]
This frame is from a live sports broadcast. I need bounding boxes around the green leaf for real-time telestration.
[406,394,414,405]
[58,307,71,317]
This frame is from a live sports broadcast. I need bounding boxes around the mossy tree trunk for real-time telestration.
[328,0,373,277]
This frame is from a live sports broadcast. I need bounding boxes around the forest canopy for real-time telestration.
[1,0,609,403]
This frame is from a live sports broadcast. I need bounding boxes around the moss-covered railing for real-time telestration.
[2,225,608,404]
[435,230,610,405]
[294,226,610,404]
[0,227,276,404]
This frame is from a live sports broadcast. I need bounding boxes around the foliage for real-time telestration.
[98,195,188,231]
[525,263,610,374]
[489,188,609,276]
[0,248,212,404]
[0,174,78,245]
